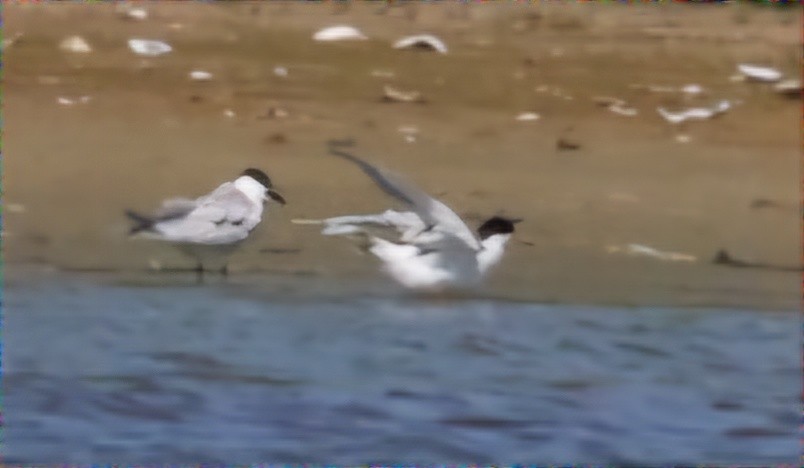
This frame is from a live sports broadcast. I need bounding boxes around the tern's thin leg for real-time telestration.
[195,262,205,284]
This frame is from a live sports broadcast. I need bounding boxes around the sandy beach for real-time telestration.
[4,2,801,309]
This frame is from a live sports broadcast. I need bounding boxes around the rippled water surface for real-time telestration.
[4,271,800,464]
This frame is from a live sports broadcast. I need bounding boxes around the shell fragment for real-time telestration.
[392,34,448,54]
[128,38,172,56]
[313,25,368,42]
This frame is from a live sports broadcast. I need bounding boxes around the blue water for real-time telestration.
[3,271,800,464]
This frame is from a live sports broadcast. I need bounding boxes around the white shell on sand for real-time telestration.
[681,84,703,95]
[382,85,424,103]
[657,100,731,124]
[59,35,92,54]
[592,96,637,116]
[189,70,213,81]
[312,25,367,42]
[56,95,91,106]
[118,7,148,21]
[773,79,801,97]
[737,64,782,82]
[190,70,212,81]
[606,244,697,262]
[128,38,172,56]
[392,34,448,54]
[515,112,540,121]
[608,104,638,117]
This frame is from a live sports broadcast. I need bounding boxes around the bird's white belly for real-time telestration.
[382,254,481,291]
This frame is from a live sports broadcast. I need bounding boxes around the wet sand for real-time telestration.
[3,2,801,309]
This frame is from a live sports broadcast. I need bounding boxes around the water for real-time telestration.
[3,270,800,464]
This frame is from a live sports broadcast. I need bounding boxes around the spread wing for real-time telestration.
[304,209,427,240]
[329,146,482,251]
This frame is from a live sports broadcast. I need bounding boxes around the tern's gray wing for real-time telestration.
[152,184,260,244]
[152,197,198,220]
[190,183,254,226]
[320,210,426,239]
[329,147,482,251]
[415,233,482,280]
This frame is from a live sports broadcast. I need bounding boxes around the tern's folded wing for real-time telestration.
[192,187,256,226]
[152,187,260,244]
[153,198,198,220]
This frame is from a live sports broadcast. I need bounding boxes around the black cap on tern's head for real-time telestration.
[477,216,521,240]
[241,168,272,189]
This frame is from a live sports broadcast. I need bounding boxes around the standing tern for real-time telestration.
[294,144,520,291]
[125,168,286,279]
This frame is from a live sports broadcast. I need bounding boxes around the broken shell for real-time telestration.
[593,96,636,116]
[773,79,801,98]
[117,4,148,21]
[128,38,172,56]
[392,34,448,54]
[127,9,148,20]
[737,63,782,82]
[313,25,367,42]
[56,95,91,106]
[608,104,638,117]
[681,84,703,95]
[382,85,424,103]
[59,35,92,54]
[515,112,540,121]
[189,70,213,81]
[657,100,731,124]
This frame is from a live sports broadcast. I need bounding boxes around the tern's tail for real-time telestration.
[125,210,156,235]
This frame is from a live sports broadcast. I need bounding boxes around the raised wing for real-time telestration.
[317,210,425,238]
[328,145,481,251]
